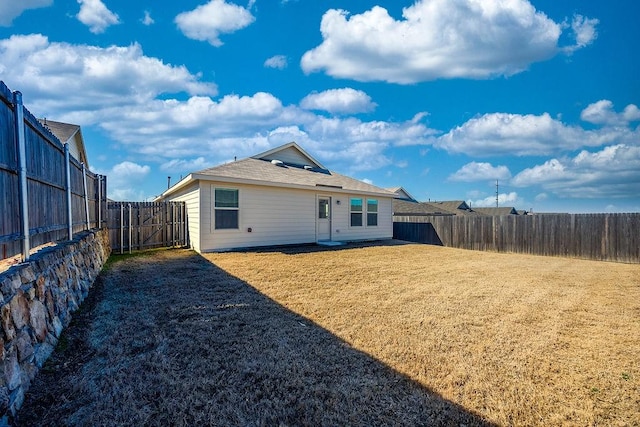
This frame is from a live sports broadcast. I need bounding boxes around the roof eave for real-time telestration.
[156,173,196,200]
[177,173,393,198]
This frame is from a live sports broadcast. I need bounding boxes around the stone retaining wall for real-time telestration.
[0,229,110,421]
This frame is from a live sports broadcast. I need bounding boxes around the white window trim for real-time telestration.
[350,197,380,228]
[213,187,240,231]
[367,198,378,227]
[349,197,363,228]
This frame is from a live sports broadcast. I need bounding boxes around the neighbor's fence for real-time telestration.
[0,81,107,261]
[107,201,188,253]
[394,213,640,263]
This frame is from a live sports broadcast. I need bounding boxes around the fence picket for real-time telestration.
[394,214,640,263]
[0,82,107,261]
[107,201,188,252]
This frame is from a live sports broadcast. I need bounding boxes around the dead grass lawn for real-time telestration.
[15,242,640,426]
[16,247,489,426]
[204,241,640,426]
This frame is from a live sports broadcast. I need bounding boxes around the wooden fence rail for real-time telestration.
[107,202,188,253]
[1,81,107,261]
[394,213,640,263]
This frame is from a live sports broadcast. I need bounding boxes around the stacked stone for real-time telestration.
[0,230,110,421]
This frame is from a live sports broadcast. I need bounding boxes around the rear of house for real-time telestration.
[157,143,393,252]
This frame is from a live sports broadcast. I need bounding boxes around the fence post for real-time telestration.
[65,144,73,240]
[183,203,188,247]
[82,163,90,230]
[120,203,124,254]
[13,91,30,262]
[102,176,107,228]
[97,175,102,229]
[128,203,132,254]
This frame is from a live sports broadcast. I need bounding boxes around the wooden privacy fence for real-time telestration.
[1,81,107,261]
[394,213,640,263]
[107,202,188,253]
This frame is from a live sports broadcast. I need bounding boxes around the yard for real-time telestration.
[16,242,640,426]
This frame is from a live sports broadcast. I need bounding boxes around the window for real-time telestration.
[367,199,378,226]
[350,198,363,227]
[214,188,239,229]
[318,198,329,219]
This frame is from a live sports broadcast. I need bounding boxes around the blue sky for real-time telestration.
[1,0,638,213]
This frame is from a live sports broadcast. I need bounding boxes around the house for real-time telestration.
[428,200,477,216]
[38,119,89,167]
[473,207,519,216]
[156,142,394,252]
[393,199,478,218]
[392,199,455,217]
[387,186,417,202]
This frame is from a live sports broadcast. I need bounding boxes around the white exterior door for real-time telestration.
[317,196,331,241]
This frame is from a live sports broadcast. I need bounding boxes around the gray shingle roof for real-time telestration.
[393,200,456,216]
[37,119,79,143]
[193,158,394,196]
[473,207,519,216]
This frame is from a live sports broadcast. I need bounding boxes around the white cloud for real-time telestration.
[535,193,548,202]
[319,141,392,172]
[563,14,599,54]
[175,0,255,47]
[141,10,154,26]
[435,112,638,157]
[301,0,595,83]
[264,55,288,70]
[449,162,511,182]
[160,157,210,172]
[300,88,376,114]
[96,161,151,201]
[0,34,216,114]
[0,34,436,177]
[91,95,435,173]
[0,0,52,26]
[77,0,120,34]
[468,192,523,208]
[512,144,640,198]
[581,100,640,126]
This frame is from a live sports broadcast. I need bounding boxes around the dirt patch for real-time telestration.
[15,247,491,426]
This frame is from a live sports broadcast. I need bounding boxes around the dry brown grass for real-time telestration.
[16,247,490,426]
[204,241,640,426]
[16,242,640,426]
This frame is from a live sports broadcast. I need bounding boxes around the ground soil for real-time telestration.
[14,241,640,426]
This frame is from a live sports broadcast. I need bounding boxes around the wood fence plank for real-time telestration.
[393,213,640,263]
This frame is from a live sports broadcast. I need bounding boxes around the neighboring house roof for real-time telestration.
[387,186,417,202]
[474,207,519,216]
[393,200,455,216]
[394,199,488,216]
[428,200,478,216]
[160,142,394,198]
[38,119,89,167]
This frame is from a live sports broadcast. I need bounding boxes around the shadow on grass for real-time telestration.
[236,238,414,256]
[16,249,494,426]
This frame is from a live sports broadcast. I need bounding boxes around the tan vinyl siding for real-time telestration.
[165,182,201,252]
[260,146,314,165]
[332,195,393,242]
[201,182,317,251]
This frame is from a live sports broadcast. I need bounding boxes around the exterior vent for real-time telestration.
[271,159,284,166]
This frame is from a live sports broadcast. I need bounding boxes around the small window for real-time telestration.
[367,199,378,226]
[350,198,363,227]
[215,188,239,229]
[318,198,329,219]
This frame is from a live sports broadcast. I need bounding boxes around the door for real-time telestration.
[317,196,331,241]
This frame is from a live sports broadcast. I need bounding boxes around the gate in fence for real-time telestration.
[107,201,188,253]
